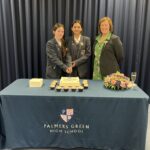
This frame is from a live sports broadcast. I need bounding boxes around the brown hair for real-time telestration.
[52,23,64,32]
[98,17,113,33]
[52,23,67,57]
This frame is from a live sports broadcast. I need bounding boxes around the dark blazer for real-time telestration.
[66,35,91,78]
[92,34,124,77]
[46,38,71,79]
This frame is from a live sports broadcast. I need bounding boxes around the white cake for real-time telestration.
[59,77,80,87]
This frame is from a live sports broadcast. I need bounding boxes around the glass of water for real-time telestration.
[131,72,137,83]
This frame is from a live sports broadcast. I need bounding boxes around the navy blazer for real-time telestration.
[46,38,71,78]
[92,34,124,77]
[66,35,91,78]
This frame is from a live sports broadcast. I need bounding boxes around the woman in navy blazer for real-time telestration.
[66,20,91,79]
[46,23,72,78]
[92,17,124,80]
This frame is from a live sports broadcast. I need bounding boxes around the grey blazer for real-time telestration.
[66,35,91,78]
[46,38,71,79]
[93,34,124,77]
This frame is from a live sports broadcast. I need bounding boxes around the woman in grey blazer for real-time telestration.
[66,20,91,79]
[46,23,72,79]
[92,17,124,80]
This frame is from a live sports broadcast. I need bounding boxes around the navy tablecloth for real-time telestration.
[0,79,149,150]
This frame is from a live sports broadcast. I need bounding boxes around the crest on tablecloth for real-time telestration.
[60,108,74,122]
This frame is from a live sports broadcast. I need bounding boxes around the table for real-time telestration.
[0,79,149,150]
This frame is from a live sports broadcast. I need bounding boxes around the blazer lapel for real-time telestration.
[53,38,62,60]
[77,35,84,57]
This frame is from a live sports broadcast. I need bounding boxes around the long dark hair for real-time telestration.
[52,23,67,57]
[71,20,83,34]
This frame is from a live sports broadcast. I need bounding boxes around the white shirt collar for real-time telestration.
[55,39,62,46]
[74,35,81,44]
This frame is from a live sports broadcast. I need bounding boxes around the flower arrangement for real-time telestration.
[104,72,133,90]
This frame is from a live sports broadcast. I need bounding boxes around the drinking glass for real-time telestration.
[131,72,137,83]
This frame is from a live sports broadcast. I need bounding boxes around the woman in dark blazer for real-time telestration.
[92,17,124,80]
[46,23,72,79]
[66,20,91,79]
